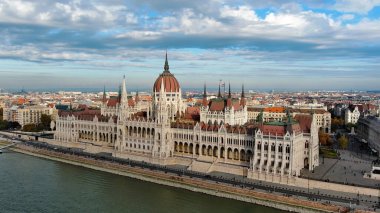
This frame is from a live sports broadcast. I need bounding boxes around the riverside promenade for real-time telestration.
[4,139,348,213]
[1,131,378,212]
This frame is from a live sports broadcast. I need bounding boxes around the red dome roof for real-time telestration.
[153,71,180,92]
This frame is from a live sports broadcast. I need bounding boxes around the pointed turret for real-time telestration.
[202,83,208,107]
[118,84,122,104]
[121,75,128,106]
[102,85,107,104]
[217,83,221,98]
[240,84,246,107]
[226,82,232,108]
[228,82,231,98]
[135,90,140,103]
[164,51,169,72]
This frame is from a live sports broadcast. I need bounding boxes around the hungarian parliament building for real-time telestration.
[53,54,319,183]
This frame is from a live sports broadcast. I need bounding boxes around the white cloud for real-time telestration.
[115,31,162,40]
[334,0,380,14]
[0,0,137,28]
[220,6,259,22]
[339,14,355,21]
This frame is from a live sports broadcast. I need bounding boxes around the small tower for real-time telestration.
[120,75,128,107]
[102,85,107,104]
[217,83,222,98]
[202,83,208,107]
[240,84,246,107]
[226,82,232,108]
[164,51,169,72]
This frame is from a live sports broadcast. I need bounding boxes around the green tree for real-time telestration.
[0,120,8,130]
[40,114,52,130]
[0,108,3,121]
[346,122,356,132]
[338,135,349,149]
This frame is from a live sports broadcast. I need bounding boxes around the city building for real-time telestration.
[53,54,319,183]
[247,107,331,133]
[357,116,380,156]
[3,105,58,127]
[200,84,248,126]
[344,105,361,124]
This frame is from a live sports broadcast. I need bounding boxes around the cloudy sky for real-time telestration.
[0,0,380,91]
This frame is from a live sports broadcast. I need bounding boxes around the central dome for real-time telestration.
[153,53,180,92]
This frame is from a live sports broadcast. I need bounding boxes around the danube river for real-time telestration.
[0,152,284,213]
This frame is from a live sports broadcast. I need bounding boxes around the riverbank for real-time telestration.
[8,143,349,213]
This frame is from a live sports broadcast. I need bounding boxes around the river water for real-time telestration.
[0,152,284,213]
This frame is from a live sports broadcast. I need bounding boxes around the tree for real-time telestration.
[319,131,332,146]
[40,114,52,130]
[22,124,39,132]
[0,120,8,130]
[338,135,349,149]
[0,108,3,121]
[331,117,344,132]
[0,120,20,130]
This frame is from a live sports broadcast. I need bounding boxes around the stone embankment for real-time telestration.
[10,143,350,213]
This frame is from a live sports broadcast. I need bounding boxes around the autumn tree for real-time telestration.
[338,135,349,149]
[22,124,39,132]
[319,131,332,146]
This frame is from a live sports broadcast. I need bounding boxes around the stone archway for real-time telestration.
[234,149,239,160]
[174,141,178,152]
[202,145,207,155]
[227,148,233,159]
[184,143,189,153]
[189,143,194,154]
[304,158,309,169]
[207,145,213,156]
[213,146,218,157]
[220,147,225,158]
[240,149,246,161]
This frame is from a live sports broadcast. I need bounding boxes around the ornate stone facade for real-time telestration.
[53,54,319,182]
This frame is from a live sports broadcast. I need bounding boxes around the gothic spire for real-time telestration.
[202,83,208,107]
[240,84,246,107]
[203,83,207,98]
[217,83,221,98]
[121,75,128,106]
[228,82,231,98]
[118,84,122,104]
[241,84,245,98]
[164,50,169,72]
[102,85,106,103]
[135,90,140,103]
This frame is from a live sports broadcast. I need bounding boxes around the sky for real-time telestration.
[0,0,380,92]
